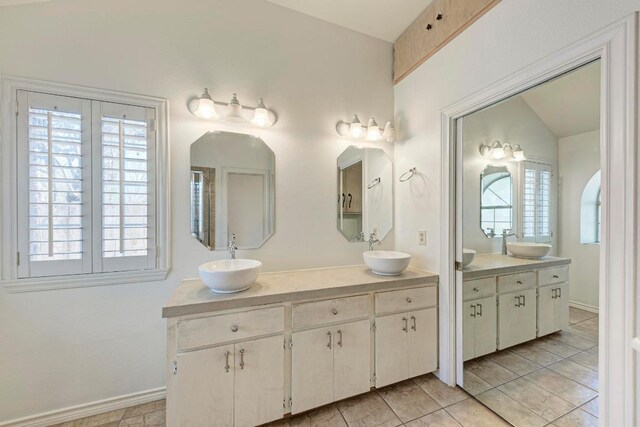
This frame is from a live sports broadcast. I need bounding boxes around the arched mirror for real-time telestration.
[480,165,513,237]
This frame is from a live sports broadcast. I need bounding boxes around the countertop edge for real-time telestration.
[162,273,438,318]
[462,257,572,280]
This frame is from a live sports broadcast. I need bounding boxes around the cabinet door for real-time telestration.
[291,327,334,414]
[175,345,234,427]
[408,308,438,378]
[474,296,497,358]
[234,336,284,427]
[537,285,556,337]
[518,289,538,343]
[462,301,476,362]
[375,312,409,387]
[498,293,521,350]
[344,162,362,213]
[554,283,570,332]
[333,320,371,401]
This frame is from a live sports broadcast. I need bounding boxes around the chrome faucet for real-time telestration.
[228,233,238,259]
[368,231,381,251]
[352,231,365,243]
[486,227,496,238]
[501,229,518,255]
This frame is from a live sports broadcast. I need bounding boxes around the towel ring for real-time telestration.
[399,167,417,182]
[367,177,381,189]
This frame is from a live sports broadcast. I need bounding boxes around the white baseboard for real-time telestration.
[569,301,599,314]
[0,387,166,427]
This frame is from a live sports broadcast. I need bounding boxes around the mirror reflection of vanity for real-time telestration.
[190,131,275,250]
[337,146,392,243]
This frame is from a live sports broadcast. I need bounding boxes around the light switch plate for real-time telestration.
[418,230,426,245]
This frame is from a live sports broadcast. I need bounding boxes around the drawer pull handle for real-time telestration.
[224,351,230,373]
[331,308,338,315]
[406,297,413,303]
[402,317,408,332]
[515,296,521,307]
[558,288,562,298]
[477,304,483,317]
[327,331,332,349]
[517,280,523,284]
[470,304,476,317]
[473,287,480,292]
[521,295,526,307]
[337,329,343,347]
[411,315,417,331]
[553,274,559,279]
[239,348,245,370]
[552,288,557,299]
[231,325,239,333]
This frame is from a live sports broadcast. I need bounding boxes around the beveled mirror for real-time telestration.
[190,131,275,250]
[480,165,513,237]
[337,146,392,242]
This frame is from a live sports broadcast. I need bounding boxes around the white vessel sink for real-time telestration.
[363,251,411,276]
[507,242,552,259]
[462,248,476,266]
[198,259,262,293]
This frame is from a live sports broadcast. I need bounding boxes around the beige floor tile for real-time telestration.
[337,392,402,427]
[525,338,581,359]
[122,400,165,420]
[119,417,143,427]
[143,410,165,427]
[510,343,565,366]
[524,369,597,406]
[586,345,599,355]
[548,359,598,390]
[569,350,599,372]
[461,370,493,396]
[475,388,547,427]
[444,397,510,427]
[413,374,468,408]
[56,409,126,427]
[271,404,347,427]
[487,350,542,376]
[404,409,462,427]
[464,358,519,387]
[580,397,599,418]
[550,408,598,427]
[569,308,598,323]
[497,377,575,422]
[566,323,598,341]
[543,331,597,351]
[378,380,441,423]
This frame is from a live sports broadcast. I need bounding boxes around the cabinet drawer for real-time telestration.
[375,287,436,315]
[538,266,569,286]
[497,271,537,293]
[463,277,496,301]
[292,295,369,329]
[177,307,284,351]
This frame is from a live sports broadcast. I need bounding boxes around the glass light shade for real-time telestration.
[366,117,381,141]
[513,144,526,161]
[194,88,217,119]
[225,93,245,123]
[382,121,395,142]
[349,114,363,138]
[491,141,505,159]
[251,98,270,127]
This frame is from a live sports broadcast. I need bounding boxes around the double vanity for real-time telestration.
[163,265,438,427]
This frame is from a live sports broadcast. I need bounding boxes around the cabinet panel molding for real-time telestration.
[292,295,369,330]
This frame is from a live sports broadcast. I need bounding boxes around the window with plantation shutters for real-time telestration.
[521,161,553,243]
[15,90,157,279]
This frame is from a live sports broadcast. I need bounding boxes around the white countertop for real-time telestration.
[163,265,438,318]
[462,253,571,279]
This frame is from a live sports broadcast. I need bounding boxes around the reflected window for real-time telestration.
[480,166,513,236]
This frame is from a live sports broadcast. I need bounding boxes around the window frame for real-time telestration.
[1,76,170,292]
[519,159,554,244]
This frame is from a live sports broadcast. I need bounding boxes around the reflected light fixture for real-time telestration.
[349,114,363,138]
[366,117,381,141]
[336,114,395,143]
[479,140,526,162]
[188,88,277,127]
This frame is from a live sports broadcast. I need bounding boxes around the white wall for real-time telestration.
[0,0,394,422]
[461,96,558,254]
[558,130,600,309]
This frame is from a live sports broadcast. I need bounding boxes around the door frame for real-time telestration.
[440,14,637,426]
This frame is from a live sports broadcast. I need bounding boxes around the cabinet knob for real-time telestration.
[231,325,239,332]
[553,274,559,279]
[406,297,412,303]
[473,287,480,292]
[517,280,523,284]
[331,308,338,315]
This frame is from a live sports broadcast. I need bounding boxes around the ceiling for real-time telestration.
[521,61,601,139]
[264,0,433,42]
[0,0,49,6]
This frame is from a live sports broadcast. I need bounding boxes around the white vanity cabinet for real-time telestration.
[462,277,497,361]
[537,266,570,336]
[374,288,438,387]
[497,288,537,349]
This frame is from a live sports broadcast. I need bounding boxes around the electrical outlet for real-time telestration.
[418,230,427,245]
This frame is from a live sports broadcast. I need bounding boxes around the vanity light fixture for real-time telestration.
[479,140,526,162]
[188,89,277,127]
[336,114,395,143]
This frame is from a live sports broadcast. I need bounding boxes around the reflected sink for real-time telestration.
[198,259,262,293]
[363,251,411,276]
[507,242,552,259]
[462,248,476,266]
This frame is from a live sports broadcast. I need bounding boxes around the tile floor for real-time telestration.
[462,307,599,427]
[51,307,598,427]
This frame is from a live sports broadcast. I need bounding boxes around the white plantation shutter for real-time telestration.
[16,91,92,278]
[92,101,156,272]
[521,161,552,243]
